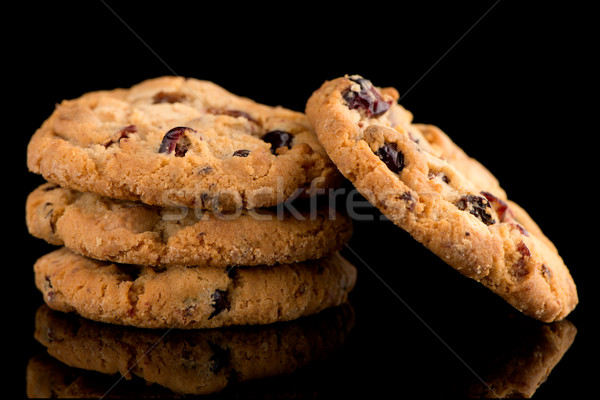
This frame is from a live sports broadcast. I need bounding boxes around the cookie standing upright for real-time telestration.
[27,76,340,210]
[306,75,577,322]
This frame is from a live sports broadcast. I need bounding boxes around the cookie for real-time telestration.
[26,182,352,267]
[32,303,354,396]
[34,247,357,329]
[27,76,340,210]
[306,75,577,322]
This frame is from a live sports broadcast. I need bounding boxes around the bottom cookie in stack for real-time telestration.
[33,247,356,329]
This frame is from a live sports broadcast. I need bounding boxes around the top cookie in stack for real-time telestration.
[25,76,356,329]
[27,76,340,210]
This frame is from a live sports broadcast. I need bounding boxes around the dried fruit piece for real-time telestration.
[375,142,404,173]
[399,192,415,211]
[481,191,512,222]
[232,149,250,157]
[481,192,530,235]
[428,171,450,184]
[456,194,496,225]
[208,289,230,319]
[541,264,552,280]
[513,241,532,278]
[158,127,196,157]
[152,91,187,104]
[343,76,393,117]
[207,108,258,124]
[104,125,137,148]
[262,130,292,154]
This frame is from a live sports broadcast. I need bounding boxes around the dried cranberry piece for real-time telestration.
[104,125,137,148]
[481,191,531,235]
[541,264,552,280]
[158,127,195,157]
[343,76,393,117]
[399,191,415,211]
[153,91,187,104]
[207,108,258,124]
[456,194,496,225]
[481,191,512,222]
[511,223,529,236]
[181,305,196,318]
[513,241,532,278]
[375,142,404,173]
[208,289,230,319]
[262,130,292,154]
[232,149,250,157]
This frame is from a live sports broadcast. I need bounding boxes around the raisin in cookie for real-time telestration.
[34,247,357,329]
[306,75,577,322]
[27,76,339,210]
[26,182,352,267]
[32,304,353,396]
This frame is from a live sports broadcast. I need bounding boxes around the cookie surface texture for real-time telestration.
[305,75,577,322]
[34,247,357,329]
[27,76,339,209]
[26,183,352,267]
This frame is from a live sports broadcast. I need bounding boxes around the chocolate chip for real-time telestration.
[208,289,230,319]
[262,130,292,154]
[375,142,404,173]
[232,149,250,157]
[456,194,496,225]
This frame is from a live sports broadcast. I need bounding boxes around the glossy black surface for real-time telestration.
[7,1,595,398]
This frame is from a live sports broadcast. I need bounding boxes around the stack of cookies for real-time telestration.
[25,76,357,330]
[26,74,579,329]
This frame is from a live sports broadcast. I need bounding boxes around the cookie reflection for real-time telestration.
[27,303,354,397]
[465,318,576,398]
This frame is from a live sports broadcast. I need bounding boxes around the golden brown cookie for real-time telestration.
[305,75,577,322]
[27,76,340,210]
[26,182,352,267]
[34,247,357,329]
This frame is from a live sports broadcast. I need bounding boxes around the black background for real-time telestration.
[5,1,598,398]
